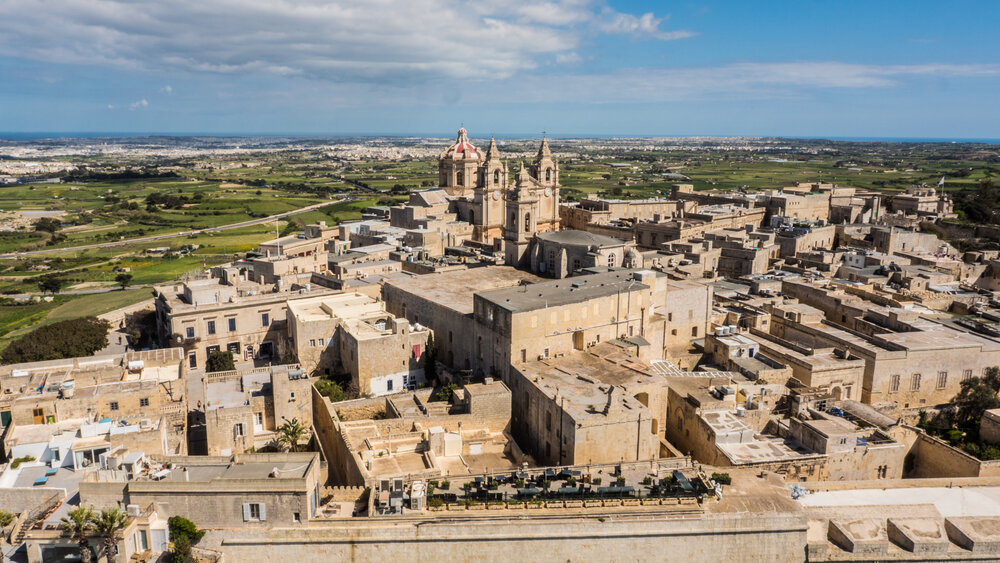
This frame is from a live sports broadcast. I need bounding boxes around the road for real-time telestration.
[0,197,348,259]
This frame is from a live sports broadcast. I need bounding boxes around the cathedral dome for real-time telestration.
[440,127,479,160]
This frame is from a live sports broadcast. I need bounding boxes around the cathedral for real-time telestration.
[439,128,560,259]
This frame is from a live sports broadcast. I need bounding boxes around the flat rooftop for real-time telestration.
[515,343,665,420]
[481,270,651,313]
[384,266,541,315]
[126,454,315,482]
[286,292,383,323]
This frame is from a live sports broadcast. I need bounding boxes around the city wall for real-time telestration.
[203,511,807,563]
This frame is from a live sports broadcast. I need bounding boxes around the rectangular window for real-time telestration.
[937,372,948,389]
[293,512,301,523]
[386,380,393,392]
[228,318,237,332]
[234,422,246,437]
[139,397,149,407]
[691,326,698,337]
[185,326,195,339]
[254,412,263,428]
[963,369,973,381]
[890,374,900,393]
[189,353,197,368]
[207,320,216,335]
[309,339,315,347]
[109,401,119,411]
[261,313,270,327]
[243,503,264,521]
[911,373,921,391]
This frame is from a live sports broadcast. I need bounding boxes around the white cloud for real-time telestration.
[0,0,648,81]
[106,104,115,110]
[129,98,149,110]
[555,52,584,64]
[479,62,1000,103]
[598,10,695,40]
[161,85,173,94]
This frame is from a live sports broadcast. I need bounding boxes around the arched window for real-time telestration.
[572,258,581,272]
[545,168,551,182]
[607,253,616,267]
[494,169,500,185]
[524,213,531,232]
[456,171,464,186]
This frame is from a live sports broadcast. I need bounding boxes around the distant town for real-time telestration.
[1,130,1000,562]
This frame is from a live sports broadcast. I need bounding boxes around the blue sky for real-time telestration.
[1,0,998,137]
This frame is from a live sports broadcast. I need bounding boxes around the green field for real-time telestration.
[0,289,152,351]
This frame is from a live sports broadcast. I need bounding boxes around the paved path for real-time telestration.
[0,197,347,259]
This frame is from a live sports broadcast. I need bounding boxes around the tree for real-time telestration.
[955,369,1000,427]
[33,217,62,233]
[92,507,130,563]
[37,274,64,294]
[424,334,437,384]
[0,510,14,528]
[167,515,205,544]
[172,535,192,563]
[276,417,310,452]
[314,378,346,402]
[115,273,133,290]
[205,349,235,373]
[61,506,96,563]
[1,317,110,363]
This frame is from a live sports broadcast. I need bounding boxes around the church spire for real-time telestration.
[536,136,551,160]
[485,136,501,162]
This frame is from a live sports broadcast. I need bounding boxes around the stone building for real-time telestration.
[0,349,187,456]
[154,278,337,369]
[201,364,313,456]
[635,205,767,248]
[891,185,955,217]
[770,284,1000,408]
[287,293,430,395]
[527,230,638,278]
[381,267,542,372]
[79,452,322,529]
[507,342,668,466]
[440,129,560,244]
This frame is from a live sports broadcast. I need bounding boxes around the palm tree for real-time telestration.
[276,417,310,452]
[60,506,95,563]
[92,507,130,563]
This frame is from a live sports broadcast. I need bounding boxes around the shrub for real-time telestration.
[10,455,36,469]
[591,477,602,485]
[616,476,626,485]
[641,476,652,486]
[2,317,110,363]
[440,480,451,490]
[315,378,346,402]
[427,496,444,508]
[205,349,235,373]
[711,473,732,486]
[431,383,460,403]
[0,510,14,528]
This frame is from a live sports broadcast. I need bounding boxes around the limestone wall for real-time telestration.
[202,512,807,563]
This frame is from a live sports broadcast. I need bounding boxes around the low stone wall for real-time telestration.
[0,487,64,516]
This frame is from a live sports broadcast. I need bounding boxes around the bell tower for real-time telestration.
[473,137,507,242]
[504,162,538,268]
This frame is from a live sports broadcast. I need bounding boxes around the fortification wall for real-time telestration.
[202,511,807,563]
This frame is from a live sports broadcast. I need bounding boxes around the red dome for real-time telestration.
[441,127,478,159]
